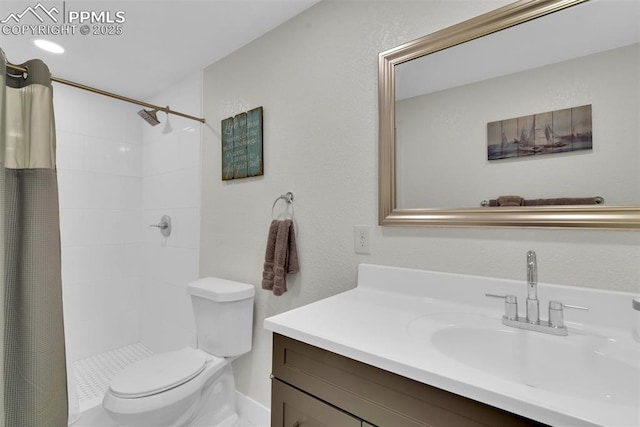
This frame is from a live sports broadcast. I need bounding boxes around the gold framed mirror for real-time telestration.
[378,0,640,229]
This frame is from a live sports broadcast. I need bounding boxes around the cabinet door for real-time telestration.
[272,379,360,427]
[273,334,542,427]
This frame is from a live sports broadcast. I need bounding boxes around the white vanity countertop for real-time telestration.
[264,264,640,427]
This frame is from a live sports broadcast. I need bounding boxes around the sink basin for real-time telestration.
[408,312,640,407]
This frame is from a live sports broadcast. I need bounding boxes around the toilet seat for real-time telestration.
[110,347,208,398]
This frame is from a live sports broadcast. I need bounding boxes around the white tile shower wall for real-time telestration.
[139,72,202,354]
[55,84,144,362]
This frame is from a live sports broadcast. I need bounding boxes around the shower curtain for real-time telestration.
[0,50,68,426]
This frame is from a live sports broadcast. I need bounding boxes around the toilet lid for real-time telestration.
[110,347,207,398]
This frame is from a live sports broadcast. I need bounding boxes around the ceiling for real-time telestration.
[0,0,320,100]
[395,0,640,100]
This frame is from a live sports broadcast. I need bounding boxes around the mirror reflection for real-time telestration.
[394,0,639,210]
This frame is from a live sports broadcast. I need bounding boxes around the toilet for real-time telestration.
[103,277,255,427]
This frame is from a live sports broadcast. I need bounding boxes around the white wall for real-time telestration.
[200,0,640,408]
[56,84,143,361]
[139,73,202,354]
[396,43,640,208]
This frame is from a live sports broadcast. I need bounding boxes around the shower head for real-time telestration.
[137,108,160,126]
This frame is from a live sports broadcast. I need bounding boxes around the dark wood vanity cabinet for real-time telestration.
[272,379,361,427]
[271,334,546,427]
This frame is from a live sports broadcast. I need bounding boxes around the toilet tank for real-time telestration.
[187,277,255,357]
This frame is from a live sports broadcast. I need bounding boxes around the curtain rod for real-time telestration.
[5,62,205,124]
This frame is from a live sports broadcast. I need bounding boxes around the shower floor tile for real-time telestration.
[72,342,154,412]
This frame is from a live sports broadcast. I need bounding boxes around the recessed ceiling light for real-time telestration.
[33,39,65,54]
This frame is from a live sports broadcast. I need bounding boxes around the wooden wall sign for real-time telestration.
[221,106,263,180]
[221,116,235,180]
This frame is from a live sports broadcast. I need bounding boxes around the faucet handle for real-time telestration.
[486,293,505,299]
[550,300,588,311]
[562,303,589,311]
[486,293,516,300]
[485,294,518,320]
[548,300,588,329]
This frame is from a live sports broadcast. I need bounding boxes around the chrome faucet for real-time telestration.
[486,250,588,336]
[526,250,539,324]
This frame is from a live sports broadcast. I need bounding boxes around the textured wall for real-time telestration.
[201,0,640,407]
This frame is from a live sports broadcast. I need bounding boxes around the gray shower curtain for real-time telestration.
[0,51,68,426]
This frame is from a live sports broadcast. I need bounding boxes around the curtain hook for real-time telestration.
[6,63,28,79]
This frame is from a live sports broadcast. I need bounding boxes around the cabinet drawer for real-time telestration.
[271,379,361,427]
[272,334,544,427]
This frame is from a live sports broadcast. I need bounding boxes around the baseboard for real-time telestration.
[235,391,270,427]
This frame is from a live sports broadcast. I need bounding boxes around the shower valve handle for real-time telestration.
[149,215,172,237]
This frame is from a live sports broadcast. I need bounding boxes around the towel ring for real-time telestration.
[272,192,295,220]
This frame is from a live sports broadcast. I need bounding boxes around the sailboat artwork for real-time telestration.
[487,104,592,161]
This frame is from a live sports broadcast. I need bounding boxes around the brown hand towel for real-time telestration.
[287,221,299,274]
[488,196,600,207]
[523,197,599,206]
[497,195,524,207]
[273,219,299,296]
[261,220,279,290]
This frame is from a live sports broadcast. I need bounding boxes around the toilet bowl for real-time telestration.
[103,278,255,427]
[103,348,237,426]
